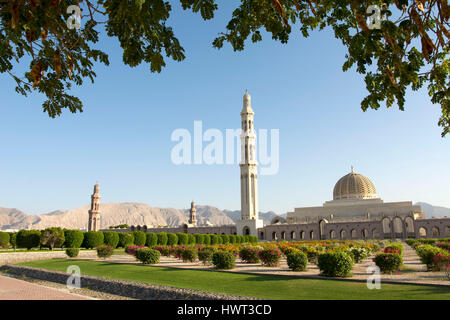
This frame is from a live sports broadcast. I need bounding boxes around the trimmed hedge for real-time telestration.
[221,235,230,244]
[317,251,354,277]
[40,227,65,250]
[416,244,447,271]
[136,248,160,264]
[146,233,158,247]
[157,232,168,245]
[64,230,84,248]
[210,234,219,245]
[118,232,134,248]
[287,251,308,271]
[203,234,211,245]
[194,234,204,245]
[212,251,236,269]
[82,231,104,249]
[188,234,196,245]
[229,235,236,244]
[103,231,119,249]
[176,233,188,245]
[167,233,178,246]
[0,231,10,248]
[180,246,198,262]
[16,230,41,250]
[132,231,146,246]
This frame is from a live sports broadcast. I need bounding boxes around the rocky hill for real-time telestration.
[0,203,279,230]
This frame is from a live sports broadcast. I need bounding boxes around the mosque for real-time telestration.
[101,92,450,240]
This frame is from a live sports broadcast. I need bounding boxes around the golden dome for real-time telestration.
[333,168,378,200]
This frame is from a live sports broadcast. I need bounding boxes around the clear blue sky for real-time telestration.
[0,2,449,215]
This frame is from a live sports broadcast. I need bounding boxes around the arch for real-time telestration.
[361,229,368,239]
[281,231,286,240]
[372,228,379,238]
[243,226,250,236]
[405,217,414,233]
[309,230,315,240]
[351,229,357,239]
[319,219,328,240]
[419,227,427,238]
[143,225,148,231]
[381,217,391,235]
[272,232,277,241]
[260,231,264,240]
[392,217,404,237]
[446,226,450,236]
[329,230,336,239]
[431,226,440,237]
[130,226,135,232]
[290,231,296,240]
[340,229,346,240]
[136,225,141,231]
[299,230,305,240]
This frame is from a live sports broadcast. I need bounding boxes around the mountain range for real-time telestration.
[0,202,448,231]
[0,203,279,231]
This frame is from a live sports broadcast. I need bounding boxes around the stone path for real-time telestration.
[0,274,94,300]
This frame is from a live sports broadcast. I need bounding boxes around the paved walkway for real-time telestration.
[0,275,93,300]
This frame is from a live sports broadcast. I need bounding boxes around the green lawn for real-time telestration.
[18,259,450,300]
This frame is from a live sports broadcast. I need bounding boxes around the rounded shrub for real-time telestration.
[96,244,113,258]
[181,246,198,262]
[249,235,258,243]
[239,246,260,263]
[243,235,250,243]
[146,233,158,247]
[287,251,308,271]
[64,230,84,248]
[118,232,134,248]
[16,230,41,250]
[157,232,168,245]
[217,236,223,244]
[210,234,219,245]
[82,231,104,249]
[0,231,10,248]
[188,234,196,245]
[258,248,281,267]
[167,233,178,246]
[132,231,146,246]
[349,246,371,263]
[229,235,236,244]
[236,235,244,244]
[8,232,17,249]
[136,248,160,264]
[65,248,80,258]
[198,246,216,265]
[212,251,236,269]
[416,244,446,271]
[317,251,354,277]
[385,243,404,256]
[203,234,211,245]
[194,233,204,245]
[374,252,403,274]
[103,231,119,249]
[40,227,65,250]
[221,235,230,244]
[176,233,188,245]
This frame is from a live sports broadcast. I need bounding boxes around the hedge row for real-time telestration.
[0,229,257,250]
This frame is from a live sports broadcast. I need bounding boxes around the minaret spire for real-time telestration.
[88,182,101,231]
[236,90,263,237]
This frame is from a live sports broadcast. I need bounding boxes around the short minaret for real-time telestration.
[188,201,197,226]
[236,91,263,237]
[88,183,101,231]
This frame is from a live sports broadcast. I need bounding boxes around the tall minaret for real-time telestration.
[188,201,197,226]
[236,91,263,237]
[88,183,101,231]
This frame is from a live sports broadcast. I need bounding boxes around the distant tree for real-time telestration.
[64,229,84,248]
[40,227,65,250]
[0,231,10,248]
[103,231,119,248]
[16,230,41,250]
[132,231,146,246]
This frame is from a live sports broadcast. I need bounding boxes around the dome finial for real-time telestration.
[351,165,354,173]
